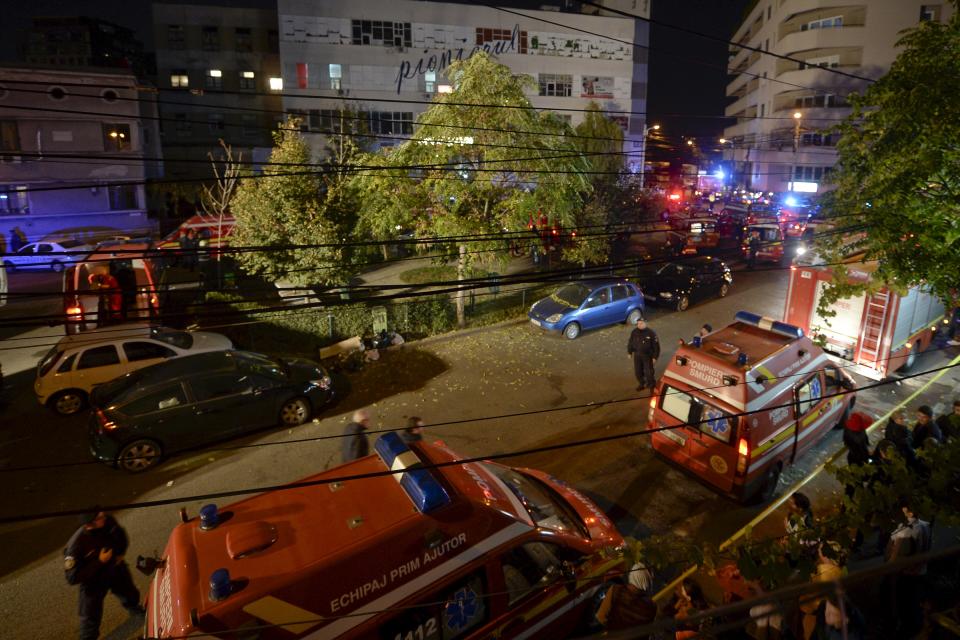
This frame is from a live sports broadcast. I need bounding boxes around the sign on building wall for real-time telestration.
[580,76,614,98]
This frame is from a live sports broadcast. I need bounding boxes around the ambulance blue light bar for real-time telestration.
[375,432,451,513]
[735,311,804,339]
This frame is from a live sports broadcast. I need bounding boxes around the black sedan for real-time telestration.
[88,350,335,472]
[639,257,732,311]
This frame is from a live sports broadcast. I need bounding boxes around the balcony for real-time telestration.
[778,5,866,40]
[777,25,866,59]
[725,91,759,118]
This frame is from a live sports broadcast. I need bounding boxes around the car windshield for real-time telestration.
[754,227,780,242]
[553,283,591,307]
[480,463,589,538]
[38,347,63,377]
[233,352,287,379]
[657,263,690,277]
[151,328,193,350]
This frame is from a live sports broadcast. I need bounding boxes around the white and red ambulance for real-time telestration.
[144,433,627,639]
[649,311,857,503]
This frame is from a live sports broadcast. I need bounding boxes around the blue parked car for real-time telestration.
[528,278,645,339]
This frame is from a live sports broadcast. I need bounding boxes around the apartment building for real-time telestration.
[276,0,650,169]
[0,67,157,246]
[722,1,953,193]
[152,3,282,180]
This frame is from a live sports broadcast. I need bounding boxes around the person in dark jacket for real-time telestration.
[64,509,143,640]
[936,399,960,441]
[627,318,660,392]
[341,409,370,462]
[912,405,942,444]
[843,411,873,466]
[400,416,424,444]
[879,410,915,464]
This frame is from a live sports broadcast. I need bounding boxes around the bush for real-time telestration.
[399,265,489,284]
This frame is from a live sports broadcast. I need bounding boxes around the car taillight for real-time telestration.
[66,304,82,318]
[648,395,657,423]
[736,437,749,475]
[96,409,117,431]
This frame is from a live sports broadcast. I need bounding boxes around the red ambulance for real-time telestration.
[649,311,857,503]
[784,253,944,379]
[144,432,627,639]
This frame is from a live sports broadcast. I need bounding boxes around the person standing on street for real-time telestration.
[746,230,761,269]
[342,409,371,462]
[64,509,143,640]
[912,405,943,444]
[936,399,960,441]
[627,318,659,392]
[400,416,424,444]
[843,411,873,467]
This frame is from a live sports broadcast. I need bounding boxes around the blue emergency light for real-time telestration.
[209,568,232,601]
[734,311,804,339]
[375,432,451,514]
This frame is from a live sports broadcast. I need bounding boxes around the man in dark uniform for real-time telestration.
[627,318,660,392]
[64,509,143,640]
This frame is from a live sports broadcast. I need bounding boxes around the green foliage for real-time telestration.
[816,10,960,312]
[231,117,352,288]
[398,265,490,284]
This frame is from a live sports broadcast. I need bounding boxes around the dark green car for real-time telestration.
[88,350,335,472]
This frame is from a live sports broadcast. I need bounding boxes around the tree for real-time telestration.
[200,139,242,278]
[231,117,350,287]
[815,8,960,311]
[358,52,592,326]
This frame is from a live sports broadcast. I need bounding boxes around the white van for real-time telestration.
[34,324,232,415]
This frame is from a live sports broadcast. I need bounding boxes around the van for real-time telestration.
[144,432,627,639]
[34,324,231,415]
[648,311,857,503]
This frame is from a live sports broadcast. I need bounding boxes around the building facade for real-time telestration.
[276,0,649,168]
[0,67,157,246]
[722,1,953,194]
[152,3,282,181]
[22,16,153,79]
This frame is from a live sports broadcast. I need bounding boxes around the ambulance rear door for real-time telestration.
[657,385,739,493]
[792,369,836,459]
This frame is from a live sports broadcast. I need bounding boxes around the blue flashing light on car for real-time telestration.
[375,432,451,513]
[734,311,804,339]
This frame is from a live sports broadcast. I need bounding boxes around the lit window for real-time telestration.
[437,84,453,94]
[206,69,223,90]
[170,71,189,88]
[269,76,283,91]
[329,63,342,91]
[240,70,255,90]
[425,71,436,93]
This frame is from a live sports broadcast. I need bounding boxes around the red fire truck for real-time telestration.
[144,433,627,639]
[783,253,945,379]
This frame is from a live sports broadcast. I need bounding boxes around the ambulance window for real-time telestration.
[824,366,842,388]
[500,542,564,606]
[379,570,487,640]
[796,374,823,416]
[700,404,735,444]
[660,386,700,424]
[480,464,588,537]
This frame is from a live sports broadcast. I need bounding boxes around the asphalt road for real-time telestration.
[0,262,947,640]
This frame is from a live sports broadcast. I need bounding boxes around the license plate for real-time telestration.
[662,429,686,447]
[530,319,541,327]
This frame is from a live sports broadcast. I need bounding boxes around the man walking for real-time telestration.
[627,318,660,392]
[342,409,371,462]
[64,509,143,640]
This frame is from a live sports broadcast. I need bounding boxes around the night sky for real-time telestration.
[3,0,750,160]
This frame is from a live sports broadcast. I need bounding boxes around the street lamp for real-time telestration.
[638,123,660,189]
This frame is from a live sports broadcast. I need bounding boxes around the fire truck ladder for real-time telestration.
[855,290,890,365]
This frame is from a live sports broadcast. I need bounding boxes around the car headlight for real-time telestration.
[659,292,673,298]
[310,376,332,390]
[545,313,563,323]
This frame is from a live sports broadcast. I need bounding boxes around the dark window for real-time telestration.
[57,352,77,373]
[102,123,131,151]
[380,569,487,640]
[0,120,19,152]
[190,373,248,402]
[351,20,411,47]
[77,345,121,370]
[167,24,185,49]
[208,114,225,133]
[501,542,565,605]
[122,384,188,416]
[123,341,176,362]
[824,366,842,388]
[108,184,138,210]
[201,26,220,51]
[611,285,630,301]
[235,27,252,52]
[267,29,279,51]
[796,373,823,416]
[174,113,191,136]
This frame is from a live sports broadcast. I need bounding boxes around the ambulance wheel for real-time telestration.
[279,397,311,426]
[626,309,643,325]
[719,283,729,298]
[755,463,782,504]
[676,295,690,312]
[117,439,162,473]
[563,322,581,340]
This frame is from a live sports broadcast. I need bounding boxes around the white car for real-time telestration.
[35,324,233,415]
[3,240,92,273]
